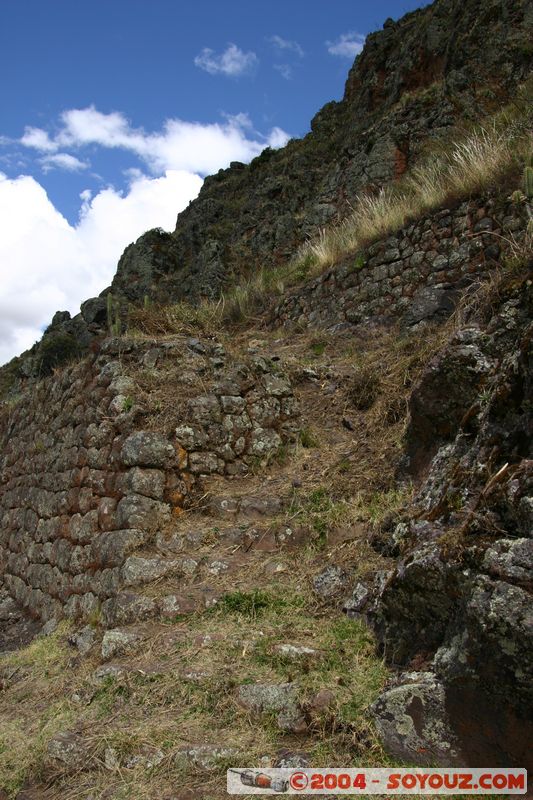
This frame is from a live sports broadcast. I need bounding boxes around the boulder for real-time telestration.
[371,672,461,765]
[100,593,157,628]
[80,296,107,326]
[101,628,141,660]
[312,565,349,598]
[405,326,493,475]
[236,682,307,733]
[47,731,90,769]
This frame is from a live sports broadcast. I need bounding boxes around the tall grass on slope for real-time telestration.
[303,123,530,270]
[129,88,532,335]
[224,112,531,323]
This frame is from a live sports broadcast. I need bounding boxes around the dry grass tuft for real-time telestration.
[128,299,224,338]
[453,223,533,328]
[0,623,78,795]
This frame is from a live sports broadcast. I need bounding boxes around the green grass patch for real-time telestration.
[353,486,412,526]
[289,486,348,549]
[310,340,327,357]
[215,590,304,620]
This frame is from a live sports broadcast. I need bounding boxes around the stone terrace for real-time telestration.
[272,194,528,330]
[0,337,299,623]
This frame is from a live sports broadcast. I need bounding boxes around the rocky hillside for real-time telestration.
[110,0,531,305]
[1,0,532,389]
[0,0,532,796]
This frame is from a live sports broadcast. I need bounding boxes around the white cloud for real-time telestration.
[143,117,288,174]
[19,105,290,176]
[58,107,142,150]
[20,126,58,152]
[2,105,292,364]
[194,43,258,77]
[326,32,366,58]
[40,153,89,172]
[0,170,202,365]
[221,111,254,130]
[274,64,293,81]
[265,127,290,149]
[268,35,304,58]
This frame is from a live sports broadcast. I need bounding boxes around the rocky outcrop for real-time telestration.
[363,276,533,769]
[0,0,531,782]
[2,0,531,394]
[344,0,533,112]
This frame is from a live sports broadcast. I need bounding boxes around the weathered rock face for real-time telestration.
[343,0,532,113]
[0,0,530,779]
[272,194,528,330]
[109,0,532,305]
[404,326,495,475]
[0,336,299,622]
[364,278,533,769]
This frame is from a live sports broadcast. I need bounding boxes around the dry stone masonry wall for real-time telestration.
[0,337,299,622]
[273,195,529,330]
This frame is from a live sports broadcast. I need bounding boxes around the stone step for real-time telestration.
[100,586,221,628]
[119,554,199,587]
[206,494,285,520]
[155,524,254,554]
[116,537,290,604]
[156,521,291,557]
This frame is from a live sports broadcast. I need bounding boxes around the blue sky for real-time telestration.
[0,0,426,364]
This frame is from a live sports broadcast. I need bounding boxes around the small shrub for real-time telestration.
[0,359,21,399]
[37,332,81,376]
[352,253,366,271]
[300,427,319,448]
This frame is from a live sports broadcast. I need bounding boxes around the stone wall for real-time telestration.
[0,336,299,622]
[272,195,528,330]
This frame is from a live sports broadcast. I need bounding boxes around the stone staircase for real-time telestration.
[98,490,294,630]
